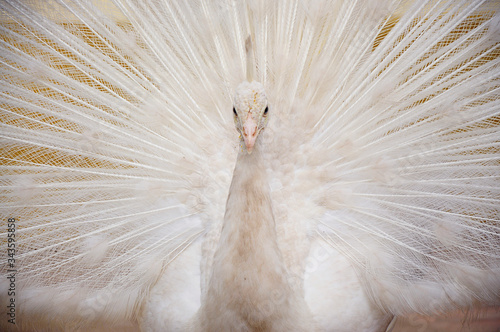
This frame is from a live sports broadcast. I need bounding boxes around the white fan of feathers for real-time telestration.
[0,0,499,331]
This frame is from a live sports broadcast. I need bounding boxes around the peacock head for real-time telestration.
[233,81,269,154]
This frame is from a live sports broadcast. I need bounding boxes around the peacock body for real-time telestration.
[1,0,499,331]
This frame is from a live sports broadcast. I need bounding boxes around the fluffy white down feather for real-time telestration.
[0,0,499,331]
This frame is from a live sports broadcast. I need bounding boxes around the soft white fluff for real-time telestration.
[0,0,499,331]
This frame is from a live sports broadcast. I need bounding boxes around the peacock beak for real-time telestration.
[242,115,258,153]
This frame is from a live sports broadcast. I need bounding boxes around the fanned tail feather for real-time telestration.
[0,0,498,330]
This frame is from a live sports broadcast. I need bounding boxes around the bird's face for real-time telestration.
[233,81,269,153]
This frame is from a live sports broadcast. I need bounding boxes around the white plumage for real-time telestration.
[1,0,499,331]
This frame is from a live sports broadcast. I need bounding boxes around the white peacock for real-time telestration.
[0,0,499,331]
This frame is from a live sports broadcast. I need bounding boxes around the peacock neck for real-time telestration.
[201,140,297,330]
[220,139,279,268]
[224,141,276,249]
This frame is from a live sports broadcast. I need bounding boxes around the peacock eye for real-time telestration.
[264,106,268,115]
[233,107,237,116]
